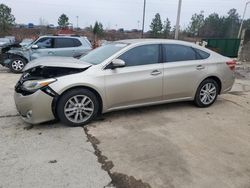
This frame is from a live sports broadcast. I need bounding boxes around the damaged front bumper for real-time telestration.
[14,89,56,124]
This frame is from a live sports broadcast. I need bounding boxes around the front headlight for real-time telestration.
[22,78,57,92]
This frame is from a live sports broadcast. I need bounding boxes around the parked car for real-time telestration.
[19,38,34,47]
[4,36,16,44]
[14,39,236,127]
[1,35,92,73]
[0,38,11,48]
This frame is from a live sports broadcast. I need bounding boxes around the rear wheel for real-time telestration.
[194,79,219,107]
[10,57,27,73]
[57,88,99,127]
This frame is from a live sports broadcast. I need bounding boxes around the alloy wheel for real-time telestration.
[199,83,217,105]
[64,95,94,123]
[12,60,25,71]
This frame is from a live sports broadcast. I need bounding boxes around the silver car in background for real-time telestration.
[14,39,236,126]
[0,38,11,48]
[1,35,92,73]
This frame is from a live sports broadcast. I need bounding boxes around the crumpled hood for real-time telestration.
[0,42,8,45]
[24,56,92,71]
[0,42,9,47]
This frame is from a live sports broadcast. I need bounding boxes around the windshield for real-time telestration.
[22,39,33,43]
[80,43,128,65]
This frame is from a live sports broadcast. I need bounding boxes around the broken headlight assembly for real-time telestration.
[18,78,58,97]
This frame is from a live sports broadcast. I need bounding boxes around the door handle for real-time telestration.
[196,65,205,70]
[151,70,162,76]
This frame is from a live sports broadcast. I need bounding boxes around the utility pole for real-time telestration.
[238,1,250,39]
[76,16,79,29]
[141,0,146,38]
[175,0,182,40]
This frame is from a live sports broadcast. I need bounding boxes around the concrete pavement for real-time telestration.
[87,78,250,188]
[1,65,250,188]
[0,67,111,188]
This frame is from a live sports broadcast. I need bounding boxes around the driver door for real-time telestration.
[104,44,163,110]
[30,37,54,60]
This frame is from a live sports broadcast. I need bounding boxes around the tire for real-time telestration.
[194,79,219,108]
[57,88,99,127]
[9,57,27,73]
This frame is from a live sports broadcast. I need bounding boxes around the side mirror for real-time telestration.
[31,44,39,49]
[111,59,126,69]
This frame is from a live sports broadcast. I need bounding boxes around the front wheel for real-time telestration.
[194,79,219,107]
[10,57,27,73]
[57,88,99,127]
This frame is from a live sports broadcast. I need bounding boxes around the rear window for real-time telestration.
[54,38,81,48]
[163,44,197,62]
[194,48,210,59]
[73,39,82,47]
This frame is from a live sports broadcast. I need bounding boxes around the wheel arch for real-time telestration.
[52,85,103,119]
[9,53,28,64]
[199,76,222,94]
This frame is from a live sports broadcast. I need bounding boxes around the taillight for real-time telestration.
[226,60,236,71]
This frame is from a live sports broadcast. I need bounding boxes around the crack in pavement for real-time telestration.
[0,114,19,118]
[83,127,151,188]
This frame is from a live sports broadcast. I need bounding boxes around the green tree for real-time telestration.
[58,14,69,28]
[163,18,171,38]
[243,18,250,30]
[187,11,205,36]
[224,9,240,37]
[150,13,163,38]
[200,13,224,37]
[0,4,15,35]
[93,21,104,38]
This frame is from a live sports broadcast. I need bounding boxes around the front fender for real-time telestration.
[8,49,30,61]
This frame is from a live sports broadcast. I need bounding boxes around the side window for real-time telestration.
[35,38,53,48]
[119,44,160,67]
[73,39,82,47]
[163,44,197,62]
[54,38,77,48]
[194,48,210,59]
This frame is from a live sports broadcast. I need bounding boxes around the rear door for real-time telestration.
[105,44,163,109]
[162,44,210,100]
[74,38,92,57]
[53,38,78,57]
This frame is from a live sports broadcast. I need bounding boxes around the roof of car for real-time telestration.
[40,35,87,38]
[117,39,197,46]
[116,38,220,56]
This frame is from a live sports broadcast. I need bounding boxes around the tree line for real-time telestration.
[1,3,250,39]
[149,8,250,38]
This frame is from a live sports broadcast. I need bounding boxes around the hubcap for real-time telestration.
[200,83,217,105]
[12,60,25,71]
[64,95,94,123]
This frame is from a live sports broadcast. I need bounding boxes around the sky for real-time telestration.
[1,0,250,31]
